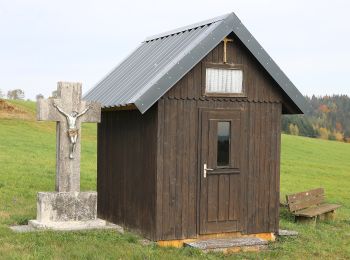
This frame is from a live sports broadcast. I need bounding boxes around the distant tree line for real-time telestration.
[7,89,25,100]
[282,95,350,142]
[0,89,26,100]
[0,88,57,101]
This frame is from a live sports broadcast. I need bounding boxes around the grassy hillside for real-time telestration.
[0,100,349,259]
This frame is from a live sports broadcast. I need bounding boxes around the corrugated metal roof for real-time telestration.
[84,12,307,114]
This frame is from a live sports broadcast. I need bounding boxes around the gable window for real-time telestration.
[205,67,243,95]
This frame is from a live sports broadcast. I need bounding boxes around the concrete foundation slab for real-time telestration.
[278,229,298,236]
[9,225,37,233]
[184,237,268,253]
[27,218,124,232]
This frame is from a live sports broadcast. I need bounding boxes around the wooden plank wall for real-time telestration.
[155,34,283,240]
[97,106,158,240]
[156,100,281,240]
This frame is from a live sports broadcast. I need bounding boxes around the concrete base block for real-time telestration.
[28,219,123,232]
[36,191,97,222]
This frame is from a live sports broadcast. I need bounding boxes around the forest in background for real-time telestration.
[282,95,350,142]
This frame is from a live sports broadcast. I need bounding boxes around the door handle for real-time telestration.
[203,163,213,178]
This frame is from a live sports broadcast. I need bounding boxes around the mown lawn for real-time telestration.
[0,100,349,259]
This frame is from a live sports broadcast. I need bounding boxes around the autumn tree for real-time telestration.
[318,127,329,140]
[289,124,299,136]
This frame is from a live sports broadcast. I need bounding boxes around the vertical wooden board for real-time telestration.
[175,101,184,238]
[208,120,217,168]
[204,48,213,62]
[194,63,202,98]
[188,100,197,236]
[230,174,240,221]
[207,175,219,222]
[268,103,276,230]
[156,101,164,239]
[260,103,268,231]
[104,113,111,220]
[218,175,230,221]
[256,103,263,231]
[239,103,247,232]
[109,113,116,221]
[181,101,190,238]
[174,73,182,99]
[218,42,223,63]
[266,104,274,231]
[228,174,235,220]
[245,104,251,232]
[167,83,176,98]
[124,113,133,226]
[227,40,235,63]
[198,106,208,234]
[247,103,256,233]
[272,103,279,232]
[275,103,282,231]
[235,39,244,64]
[168,100,178,239]
[187,68,195,99]
[232,118,241,168]
[161,100,171,239]
[107,113,113,219]
[236,174,241,223]
[267,104,275,231]
[96,114,104,218]
[212,45,219,63]
[118,113,126,223]
[255,103,263,232]
[180,74,188,99]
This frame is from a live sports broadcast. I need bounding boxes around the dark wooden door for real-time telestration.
[199,109,242,234]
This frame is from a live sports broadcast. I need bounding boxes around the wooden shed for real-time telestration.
[85,13,306,242]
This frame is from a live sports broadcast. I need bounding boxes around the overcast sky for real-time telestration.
[0,0,349,100]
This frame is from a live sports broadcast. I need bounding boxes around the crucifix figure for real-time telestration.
[223,37,233,63]
[37,82,101,192]
[53,102,91,159]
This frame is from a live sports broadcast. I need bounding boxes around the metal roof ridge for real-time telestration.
[143,13,232,42]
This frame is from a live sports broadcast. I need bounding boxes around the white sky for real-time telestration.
[0,0,349,100]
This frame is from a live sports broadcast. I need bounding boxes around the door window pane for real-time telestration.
[206,68,243,93]
[217,121,230,166]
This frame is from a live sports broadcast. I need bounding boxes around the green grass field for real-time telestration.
[0,100,349,259]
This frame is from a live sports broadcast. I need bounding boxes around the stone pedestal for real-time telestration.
[28,191,118,231]
[35,192,97,222]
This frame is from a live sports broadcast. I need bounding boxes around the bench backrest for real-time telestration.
[286,188,325,212]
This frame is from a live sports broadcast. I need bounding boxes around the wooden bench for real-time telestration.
[286,188,341,223]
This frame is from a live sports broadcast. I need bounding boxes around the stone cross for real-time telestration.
[37,82,101,192]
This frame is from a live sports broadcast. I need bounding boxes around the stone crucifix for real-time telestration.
[37,82,101,192]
